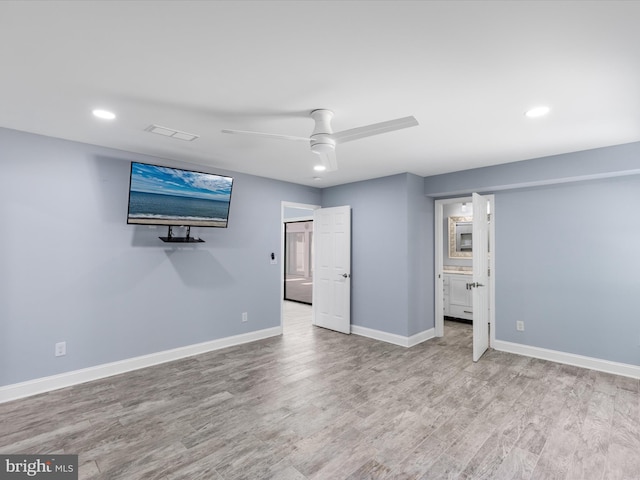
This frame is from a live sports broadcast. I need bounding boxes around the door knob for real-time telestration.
[341,273,351,278]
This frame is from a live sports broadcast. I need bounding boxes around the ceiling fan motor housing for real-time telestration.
[310,141,335,155]
[310,109,336,154]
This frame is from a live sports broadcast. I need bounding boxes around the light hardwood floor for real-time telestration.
[1,302,639,479]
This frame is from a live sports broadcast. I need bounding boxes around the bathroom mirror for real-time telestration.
[448,216,472,258]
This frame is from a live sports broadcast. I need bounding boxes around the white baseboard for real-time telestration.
[351,325,436,348]
[0,326,282,404]
[493,339,640,380]
[408,328,437,347]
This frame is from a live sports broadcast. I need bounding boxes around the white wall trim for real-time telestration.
[284,215,314,222]
[408,328,437,347]
[351,325,435,348]
[494,340,640,380]
[0,326,282,404]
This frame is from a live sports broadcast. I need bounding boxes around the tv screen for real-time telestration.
[127,162,233,228]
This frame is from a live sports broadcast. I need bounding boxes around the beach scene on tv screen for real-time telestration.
[128,163,233,227]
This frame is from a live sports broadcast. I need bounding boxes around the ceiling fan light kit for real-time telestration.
[308,110,338,171]
[222,109,418,173]
[525,106,551,118]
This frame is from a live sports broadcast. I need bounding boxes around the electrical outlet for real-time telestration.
[242,312,248,322]
[516,321,524,332]
[55,341,66,357]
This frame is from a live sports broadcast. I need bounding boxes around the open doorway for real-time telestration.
[281,202,319,333]
[434,195,496,358]
[284,220,313,304]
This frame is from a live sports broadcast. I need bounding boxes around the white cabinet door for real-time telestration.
[449,275,471,305]
[447,274,473,320]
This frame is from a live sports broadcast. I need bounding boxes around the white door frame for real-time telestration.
[280,201,320,331]
[434,195,496,348]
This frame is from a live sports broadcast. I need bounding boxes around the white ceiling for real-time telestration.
[1,1,639,187]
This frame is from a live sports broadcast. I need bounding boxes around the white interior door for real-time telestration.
[472,193,490,361]
[312,205,351,334]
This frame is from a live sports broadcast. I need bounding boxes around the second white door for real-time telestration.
[472,192,490,361]
[312,206,351,334]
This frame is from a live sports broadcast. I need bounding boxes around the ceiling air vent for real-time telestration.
[145,124,199,141]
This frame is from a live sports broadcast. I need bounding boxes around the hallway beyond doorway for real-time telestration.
[284,220,313,304]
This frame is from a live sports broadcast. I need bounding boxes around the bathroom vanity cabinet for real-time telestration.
[443,272,473,321]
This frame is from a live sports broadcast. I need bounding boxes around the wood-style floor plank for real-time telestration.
[1,302,639,480]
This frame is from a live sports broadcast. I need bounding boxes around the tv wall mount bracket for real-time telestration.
[159,226,205,243]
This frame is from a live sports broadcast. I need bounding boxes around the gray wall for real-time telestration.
[424,141,640,197]
[406,173,434,336]
[322,173,433,337]
[0,128,321,386]
[496,176,640,365]
[424,141,640,367]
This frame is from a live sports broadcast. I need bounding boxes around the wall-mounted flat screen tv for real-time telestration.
[127,162,233,228]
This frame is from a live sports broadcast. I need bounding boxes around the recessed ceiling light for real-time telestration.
[314,165,327,172]
[92,109,116,120]
[525,106,550,118]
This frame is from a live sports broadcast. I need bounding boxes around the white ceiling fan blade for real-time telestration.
[221,129,310,142]
[331,116,419,144]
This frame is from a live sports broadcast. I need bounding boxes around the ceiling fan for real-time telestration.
[221,109,419,172]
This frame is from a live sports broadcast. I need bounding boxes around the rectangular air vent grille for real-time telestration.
[145,124,199,141]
